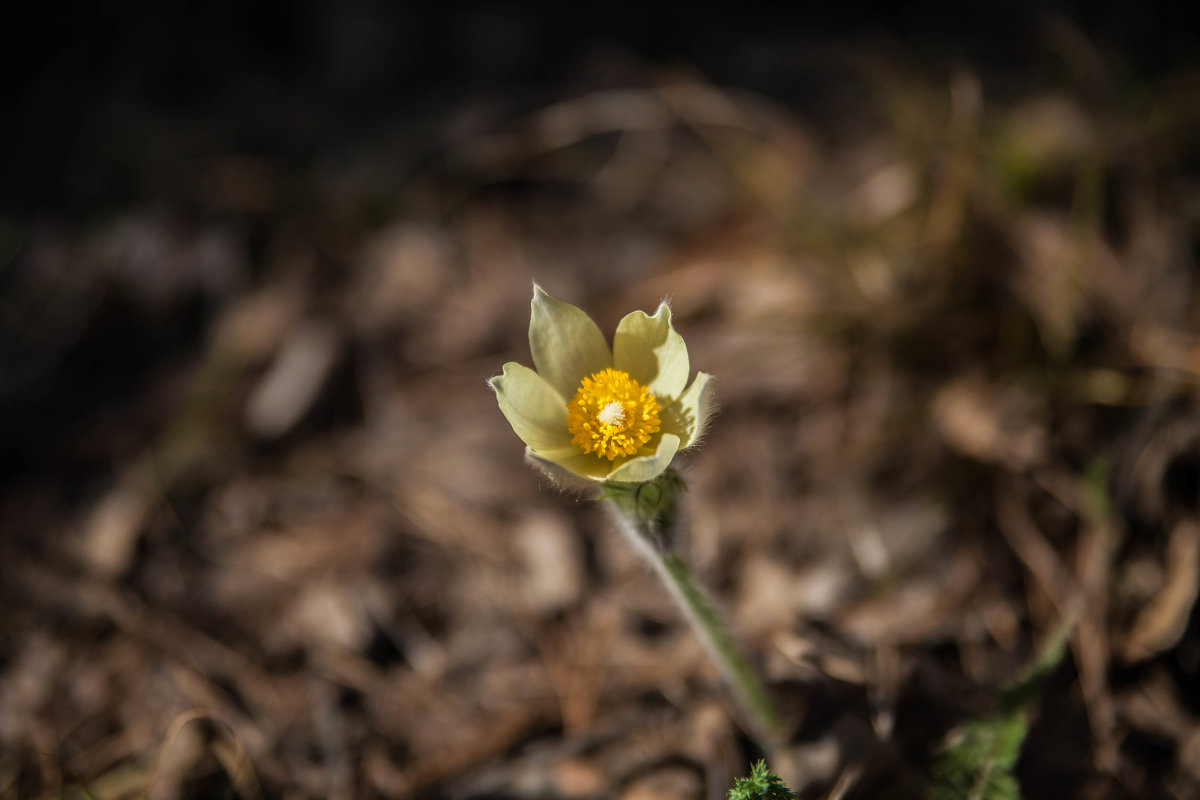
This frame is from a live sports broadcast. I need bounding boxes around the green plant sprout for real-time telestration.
[490,285,785,747]
[727,760,799,800]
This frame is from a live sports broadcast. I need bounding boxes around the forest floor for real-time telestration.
[3,14,1200,799]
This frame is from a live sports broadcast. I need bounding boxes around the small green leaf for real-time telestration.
[928,713,1025,800]
[928,628,1069,800]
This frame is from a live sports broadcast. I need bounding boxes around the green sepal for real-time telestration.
[600,467,686,549]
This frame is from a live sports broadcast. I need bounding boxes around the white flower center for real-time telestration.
[597,400,627,428]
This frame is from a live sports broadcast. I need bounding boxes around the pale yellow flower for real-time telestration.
[490,285,713,483]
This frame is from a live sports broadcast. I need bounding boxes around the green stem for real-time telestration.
[654,549,786,746]
[603,475,785,747]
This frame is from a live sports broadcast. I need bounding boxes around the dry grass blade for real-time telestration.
[1122,520,1200,662]
[139,710,262,800]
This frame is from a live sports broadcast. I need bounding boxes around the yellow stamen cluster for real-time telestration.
[567,368,661,460]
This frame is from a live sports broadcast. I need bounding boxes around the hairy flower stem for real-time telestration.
[654,550,786,745]
[604,470,786,749]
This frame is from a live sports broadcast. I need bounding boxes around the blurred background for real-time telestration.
[3,2,1200,798]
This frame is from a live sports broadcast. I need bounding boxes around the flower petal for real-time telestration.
[525,447,613,485]
[661,372,713,449]
[529,285,612,398]
[605,433,681,483]
[489,362,575,455]
[613,302,689,403]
